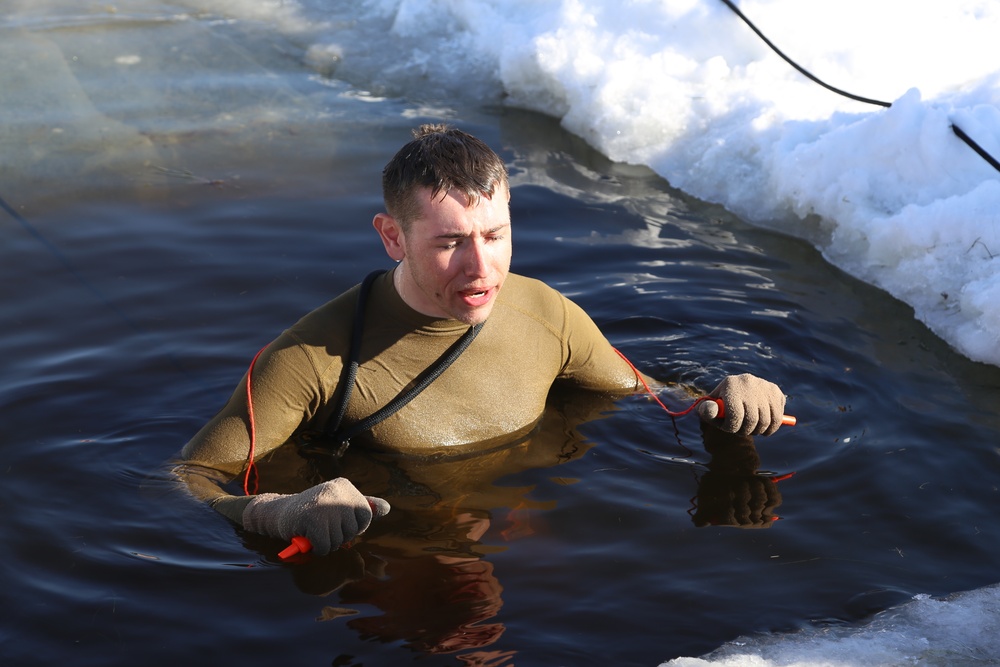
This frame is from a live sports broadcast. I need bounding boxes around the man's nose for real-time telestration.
[465,238,489,277]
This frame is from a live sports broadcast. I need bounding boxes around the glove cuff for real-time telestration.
[210,494,256,525]
[241,492,286,536]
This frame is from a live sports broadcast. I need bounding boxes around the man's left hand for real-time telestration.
[697,373,786,436]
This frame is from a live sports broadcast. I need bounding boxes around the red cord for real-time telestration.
[613,347,717,418]
[243,346,267,496]
[615,348,796,427]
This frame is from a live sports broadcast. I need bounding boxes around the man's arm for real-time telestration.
[174,341,310,504]
[172,340,387,554]
[557,293,787,435]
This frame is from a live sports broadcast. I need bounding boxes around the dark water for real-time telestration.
[4,110,1000,666]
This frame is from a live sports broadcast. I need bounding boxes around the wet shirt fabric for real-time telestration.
[181,270,640,475]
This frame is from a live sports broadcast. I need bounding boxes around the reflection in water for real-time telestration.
[277,512,507,659]
[344,520,506,655]
[237,388,614,662]
[689,422,792,529]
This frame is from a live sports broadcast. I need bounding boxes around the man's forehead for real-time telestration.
[406,195,510,239]
[412,185,510,220]
[416,183,510,206]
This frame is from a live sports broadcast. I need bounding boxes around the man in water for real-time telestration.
[176,124,787,554]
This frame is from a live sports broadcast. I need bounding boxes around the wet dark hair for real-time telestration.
[381,124,509,229]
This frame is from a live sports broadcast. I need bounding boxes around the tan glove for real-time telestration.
[696,373,786,436]
[242,478,390,555]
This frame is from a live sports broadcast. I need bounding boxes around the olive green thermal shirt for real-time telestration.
[180,271,640,478]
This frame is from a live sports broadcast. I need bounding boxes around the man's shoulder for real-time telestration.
[495,273,572,328]
[282,282,361,346]
[499,272,564,304]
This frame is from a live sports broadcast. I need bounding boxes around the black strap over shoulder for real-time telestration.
[325,269,385,441]
[307,269,484,458]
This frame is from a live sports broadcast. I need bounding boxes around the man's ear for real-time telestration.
[373,213,406,261]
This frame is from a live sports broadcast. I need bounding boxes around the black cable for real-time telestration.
[327,269,385,438]
[951,123,1000,173]
[339,320,483,442]
[719,0,1000,174]
[719,0,891,108]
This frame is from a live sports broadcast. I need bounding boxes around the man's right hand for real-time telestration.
[696,373,786,436]
[241,478,390,555]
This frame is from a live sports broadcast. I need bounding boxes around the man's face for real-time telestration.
[375,185,512,325]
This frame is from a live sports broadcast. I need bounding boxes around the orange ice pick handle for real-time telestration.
[711,397,796,426]
[278,535,312,560]
[278,499,380,560]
